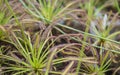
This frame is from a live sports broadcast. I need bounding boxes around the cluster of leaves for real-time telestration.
[0,0,120,75]
[0,0,12,25]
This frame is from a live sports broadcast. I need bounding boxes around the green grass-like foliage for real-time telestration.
[0,32,61,75]
[1,0,120,75]
[0,0,13,39]
[91,14,120,51]
[19,0,75,24]
[0,0,12,25]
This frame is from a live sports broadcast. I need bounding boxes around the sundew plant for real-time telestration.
[1,0,120,75]
[19,0,77,24]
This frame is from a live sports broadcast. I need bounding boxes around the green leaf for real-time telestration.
[0,12,5,24]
